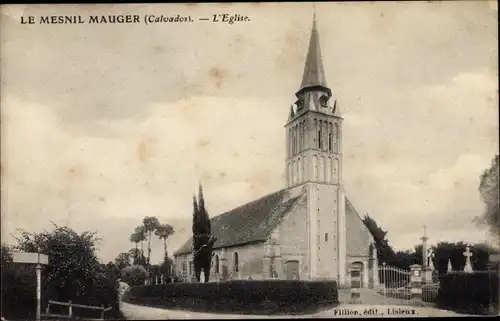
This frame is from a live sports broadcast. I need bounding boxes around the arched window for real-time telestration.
[182,261,187,278]
[312,155,318,180]
[233,252,239,273]
[298,123,302,152]
[318,121,323,149]
[215,255,220,274]
[334,123,339,153]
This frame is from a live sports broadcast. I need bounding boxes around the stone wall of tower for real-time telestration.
[285,116,310,188]
[306,183,340,279]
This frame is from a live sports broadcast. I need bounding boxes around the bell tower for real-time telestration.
[284,12,347,284]
[284,12,343,188]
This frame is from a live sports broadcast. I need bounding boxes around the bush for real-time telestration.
[122,280,338,315]
[437,271,499,315]
[121,265,149,286]
[2,227,125,320]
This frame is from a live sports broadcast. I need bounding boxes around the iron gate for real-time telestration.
[379,263,412,300]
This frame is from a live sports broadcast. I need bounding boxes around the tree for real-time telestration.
[362,214,396,265]
[142,216,160,268]
[133,225,147,266]
[105,261,121,280]
[120,265,149,286]
[476,154,499,244]
[155,223,174,260]
[1,243,37,319]
[160,252,174,280]
[114,252,131,270]
[128,248,141,265]
[129,232,141,264]
[192,184,217,283]
[5,224,124,319]
[431,241,498,275]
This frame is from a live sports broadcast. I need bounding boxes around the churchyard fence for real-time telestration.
[377,264,437,306]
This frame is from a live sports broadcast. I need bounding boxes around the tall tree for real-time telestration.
[362,214,396,265]
[133,225,147,266]
[142,216,160,268]
[129,232,141,264]
[192,184,217,283]
[476,154,499,244]
[155,223,175,259]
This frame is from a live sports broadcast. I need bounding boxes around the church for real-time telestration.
[173,15,380,289]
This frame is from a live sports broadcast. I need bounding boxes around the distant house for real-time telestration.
[174,15,379,288]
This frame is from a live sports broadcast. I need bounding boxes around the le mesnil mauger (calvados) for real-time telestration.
[173,14,380,288]
[22,13,249,25]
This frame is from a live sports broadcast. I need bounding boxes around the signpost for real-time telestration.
[12,252,49,321]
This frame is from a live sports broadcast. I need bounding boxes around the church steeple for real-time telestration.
[285,12,343,189]
[296,12,331,98]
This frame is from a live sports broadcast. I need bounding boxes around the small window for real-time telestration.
[233,252,239,273]
[328,133,332,151]
[325,233,328,242]
[320,95,328,107]
[189,261,192,275]
[215,255,220,273]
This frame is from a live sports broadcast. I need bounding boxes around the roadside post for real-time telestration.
[12,252,49,321]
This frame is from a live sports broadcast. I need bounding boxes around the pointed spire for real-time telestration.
[297,11,330,97]
[288,105,295,120]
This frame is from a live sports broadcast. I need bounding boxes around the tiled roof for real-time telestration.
[345,197,375,257]
[174,186,306,256]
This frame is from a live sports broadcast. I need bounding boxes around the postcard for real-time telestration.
[1,2,498,320]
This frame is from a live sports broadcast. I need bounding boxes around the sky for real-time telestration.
[1,2,498,264]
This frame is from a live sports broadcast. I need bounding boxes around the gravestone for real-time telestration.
[428,254,435,271]
[447,259,453,273]
[200,269,205,283]
[463,245,474,273]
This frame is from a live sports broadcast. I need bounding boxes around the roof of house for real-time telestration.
[174,185,374,257]
[174,186,306,255]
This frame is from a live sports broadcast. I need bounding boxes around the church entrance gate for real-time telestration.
[285,260,299,280]
[379,263,415,302]
[349,262,364,288]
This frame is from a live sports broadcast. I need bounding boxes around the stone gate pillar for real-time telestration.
[409,264,423,302]
[362,259,369,288]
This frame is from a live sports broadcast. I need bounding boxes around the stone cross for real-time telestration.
[463,245,474,273]
[200,269,206,283]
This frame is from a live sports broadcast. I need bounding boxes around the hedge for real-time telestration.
[436,271,499,315]
[122,280,338,315]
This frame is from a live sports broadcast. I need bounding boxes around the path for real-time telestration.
[119,282,469,319]
[120,300,469,319]
[338,288,429,306]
